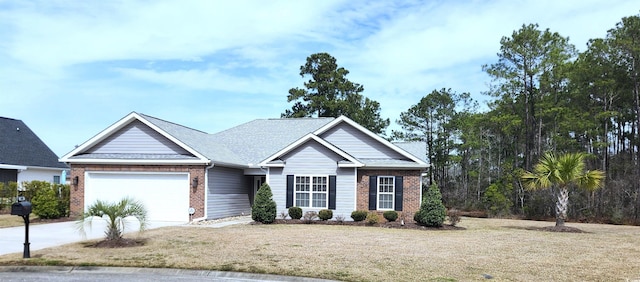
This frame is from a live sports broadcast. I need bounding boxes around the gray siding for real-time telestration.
[208,194,252,219]
[320,122,405,159]
[207,166,251,219]
[269,140,356,219]
[87,120,191,155]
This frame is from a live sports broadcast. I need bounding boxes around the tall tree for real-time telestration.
[521,152,605,227]
[393,88,472,189]
[607,15,640,220]
[282,52,389,134]
[483,24,576,170]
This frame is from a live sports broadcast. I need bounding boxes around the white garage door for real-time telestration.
[85,172,190,222]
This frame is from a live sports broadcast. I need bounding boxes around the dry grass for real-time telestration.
[1,217,639,281]
[0,214,38,228]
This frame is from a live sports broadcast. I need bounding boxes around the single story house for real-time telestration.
[0,117,68,186]
[60,112,428,222]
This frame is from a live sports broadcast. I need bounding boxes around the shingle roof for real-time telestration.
[209,118,335,165]
[393,142,427,162]
[139,114,246,166]
[0,117,67,169]
[67,112,427,169]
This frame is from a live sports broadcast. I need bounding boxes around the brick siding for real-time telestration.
[356,169,422,223]
[69,164,206,220]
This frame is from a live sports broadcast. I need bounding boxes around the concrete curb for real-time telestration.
[0,266,337,282]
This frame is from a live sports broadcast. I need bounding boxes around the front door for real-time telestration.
[252,176,266,205]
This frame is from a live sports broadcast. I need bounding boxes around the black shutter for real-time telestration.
[394,176,403,211]
[286,175,294,208]
[369,175,377,210]
[328,175,336,210]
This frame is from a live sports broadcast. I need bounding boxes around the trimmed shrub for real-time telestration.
[447,208,461,226]
[383,210,398,222]
[0,182,17,211]
[23,181,70,219]
[318,209,333,221]
[55,183,70,217]
[303,211,318,223]
[31,186,61,219]
[251,183,277,224]
[288,206,303,220]
[366,212,379,225]
[414,184,446,227]
[351,210,368,222]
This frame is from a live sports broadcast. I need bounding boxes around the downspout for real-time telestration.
[196,162,214,222]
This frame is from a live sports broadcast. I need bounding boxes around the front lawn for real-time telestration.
[0,217,639,281]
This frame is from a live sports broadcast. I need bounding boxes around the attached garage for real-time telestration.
[84,172,190,222]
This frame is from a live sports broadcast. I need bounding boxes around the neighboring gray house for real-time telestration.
[60,112,428,222]
[0,117,67,186]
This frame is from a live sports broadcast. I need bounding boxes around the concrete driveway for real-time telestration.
[0,218,184,256]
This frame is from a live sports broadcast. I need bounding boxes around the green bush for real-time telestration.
[414,184,446,227]
[483,183,513,217]
[251,183,277,224]
[383,210,398,222]
[366,212,379,225]
[31,185,61,219]
[0,182,17,211]
[351,210,368,222]
[288,206,303,220]
[55,184,70,217]
[318,209,333,221]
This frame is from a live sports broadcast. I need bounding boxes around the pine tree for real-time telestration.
[251,183,277,224]
[414,184,446,227]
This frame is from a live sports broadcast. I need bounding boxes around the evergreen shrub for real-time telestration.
[251,183,277,224]
[288,206,303,219]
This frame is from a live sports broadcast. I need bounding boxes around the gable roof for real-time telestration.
[61,112,427,169]
[259,134,363,168]
[60,112,210,165]
[0,117,67,169]
[209,117,335,166]
[315,116,428,165]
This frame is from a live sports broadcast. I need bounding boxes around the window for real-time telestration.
[53,175,61,184]
[295,176,328,208]
[378,176,395,210]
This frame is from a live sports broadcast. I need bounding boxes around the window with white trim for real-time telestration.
[377,176,394,210]
[295,175,328,208]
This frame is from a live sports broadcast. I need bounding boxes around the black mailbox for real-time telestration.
[11,201,32,216]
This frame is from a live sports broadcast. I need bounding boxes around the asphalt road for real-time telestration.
[0,266,336,282]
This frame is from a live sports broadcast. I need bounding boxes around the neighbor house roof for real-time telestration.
[0,117,67,169]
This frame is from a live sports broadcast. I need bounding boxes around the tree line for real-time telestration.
[283,14,640,225]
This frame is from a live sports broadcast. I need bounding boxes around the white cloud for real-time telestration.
[0,0,637,155]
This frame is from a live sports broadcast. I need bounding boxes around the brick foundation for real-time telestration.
[356,169,422,223]
[69,164,206,220]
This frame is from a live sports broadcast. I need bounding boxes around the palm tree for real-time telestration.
[77,197,148,241]
[521,152,605,227]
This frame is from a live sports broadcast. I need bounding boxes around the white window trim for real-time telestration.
[377,176,395,210]
[294,175,329,209]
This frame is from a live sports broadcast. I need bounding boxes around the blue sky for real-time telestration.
[0,0,636,157]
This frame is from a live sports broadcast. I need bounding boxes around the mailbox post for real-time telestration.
[10,201,32,258]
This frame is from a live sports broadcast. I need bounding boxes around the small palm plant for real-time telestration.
[521,152,605,227]
[77,197,148,241]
